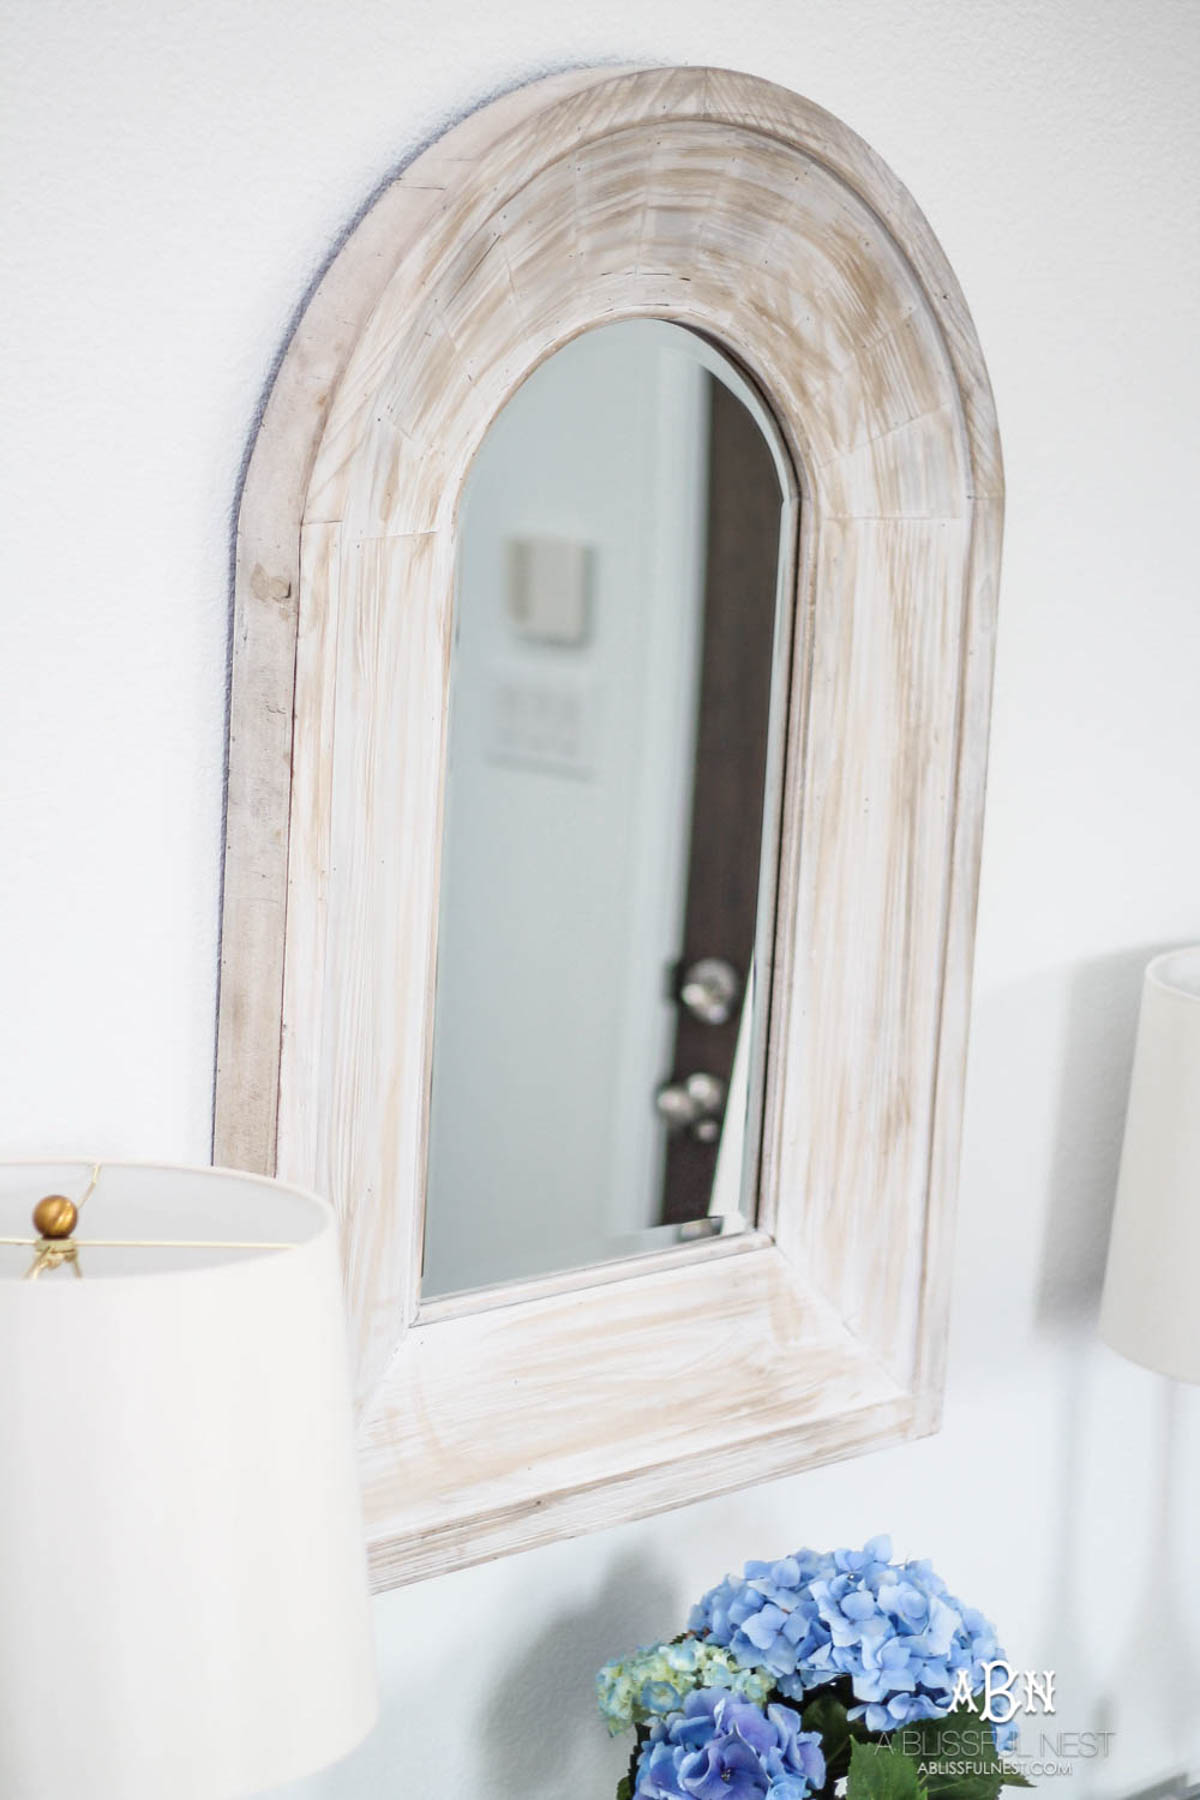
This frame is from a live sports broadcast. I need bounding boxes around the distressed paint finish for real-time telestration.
[215,65,625,1175]
[362,1250,910,1591]
[214,68,1003,1585]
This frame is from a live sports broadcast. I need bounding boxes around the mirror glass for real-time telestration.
[421,321,791,1299]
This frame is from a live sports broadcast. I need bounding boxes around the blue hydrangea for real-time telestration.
[689,1536,1011,1738]
[634,1690,825,1800]
[597,1639,774,1736]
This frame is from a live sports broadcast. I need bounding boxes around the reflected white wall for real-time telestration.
[422,324,709,1296]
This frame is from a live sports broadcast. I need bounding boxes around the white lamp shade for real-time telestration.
[1100,949,1200,1383]
[0,1161,378,1800]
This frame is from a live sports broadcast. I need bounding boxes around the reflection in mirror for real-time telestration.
[421,321,791,1299]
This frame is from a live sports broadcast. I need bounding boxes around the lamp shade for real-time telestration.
[1100,948,1200,1383]
[0,1160,378,1800]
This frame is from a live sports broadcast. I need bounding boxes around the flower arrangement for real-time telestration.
[597,1536,1033,1800]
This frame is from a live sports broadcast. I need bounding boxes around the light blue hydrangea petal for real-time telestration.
[685,1538,1009,1741]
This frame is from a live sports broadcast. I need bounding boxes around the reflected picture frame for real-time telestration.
[215,66,1004,1588]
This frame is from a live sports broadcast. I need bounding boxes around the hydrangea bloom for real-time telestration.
[597,1639,774,1736]
[690,1535,1009,1736]
[634,1691,825,1800]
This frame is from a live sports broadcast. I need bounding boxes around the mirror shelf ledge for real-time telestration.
[359,1243,912,1590]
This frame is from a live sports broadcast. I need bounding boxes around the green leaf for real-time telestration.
[803,1682,877,1787]
[847,1741,924,1800]
[920,1781,1000,1800]
[919,1772,1031,1800]
[802,1689,853,1751]
[882,1715,1032,1794]
[803,1691,850,1730]
[622,1728,646,1800]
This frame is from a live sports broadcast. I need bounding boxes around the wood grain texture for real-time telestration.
[214,67,1004,1583]
[362,1248,909,1589]
[214,66,627,1175]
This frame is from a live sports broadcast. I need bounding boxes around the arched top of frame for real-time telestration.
[294,67,999,545]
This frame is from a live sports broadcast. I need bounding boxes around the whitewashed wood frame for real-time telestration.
[214,67,1003,1589]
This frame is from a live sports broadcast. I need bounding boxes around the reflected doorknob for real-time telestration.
[655,1071,727,1141]
[679,958,741,1026]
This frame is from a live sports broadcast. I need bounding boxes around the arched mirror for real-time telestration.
[214,67,1003,1588]
[424,321,792,1298]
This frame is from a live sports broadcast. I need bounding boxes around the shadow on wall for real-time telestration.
[1030,946,1199,1788]
[1035,944,1175,1329]
[481,1548,676,1800]
[953,945,1170,1366]
[1039,1345,1198,1792]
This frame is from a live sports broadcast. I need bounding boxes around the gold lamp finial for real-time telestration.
[32,1195,79,1241]
[1,1166,294,1274]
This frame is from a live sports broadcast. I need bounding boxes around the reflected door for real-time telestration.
[421,321,789,1299]
[659,378,786,1226]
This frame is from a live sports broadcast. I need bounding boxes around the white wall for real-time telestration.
[3,3,1199,1795]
